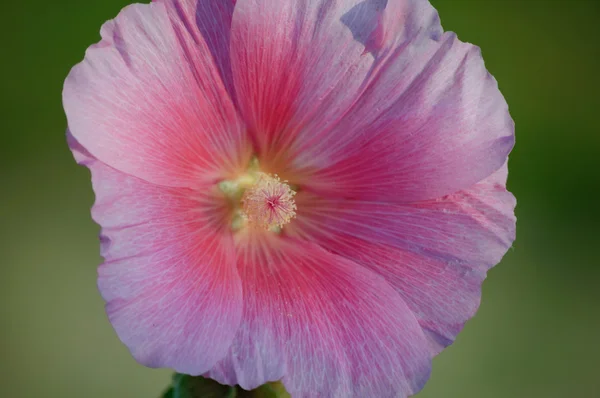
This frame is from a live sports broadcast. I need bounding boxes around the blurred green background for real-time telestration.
[1,0,599,397]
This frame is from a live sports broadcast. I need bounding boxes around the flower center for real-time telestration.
[242,173,297,230]
[218,163,296,232]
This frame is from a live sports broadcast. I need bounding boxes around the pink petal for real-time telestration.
[207,233,432,397]
[289,165,516,354]
[294,32,514,202]
[69,133,243,374]
[229,0,440,170]
[64,2,249,188]
[345,0,442,57]
[154,0,238,101]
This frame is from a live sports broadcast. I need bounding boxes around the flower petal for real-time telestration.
[154,0,238,102]
[64,2,249,188]
[289,165,516,354]
[69,133,243,374]
[229,0,441,171]
[295,32,514,202]
[207,233,432,397]
[344,0,442,57]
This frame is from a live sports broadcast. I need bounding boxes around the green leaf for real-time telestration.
[247,382,291,398]
[163,374,236,398]
[162,374,291,398]
[162,387,174,398]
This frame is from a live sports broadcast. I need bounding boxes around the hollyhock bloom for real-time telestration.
[63,0,515,396]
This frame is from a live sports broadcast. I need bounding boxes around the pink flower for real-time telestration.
[63,0,515,396]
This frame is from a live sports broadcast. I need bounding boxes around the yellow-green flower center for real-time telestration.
[218,163,296,232]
